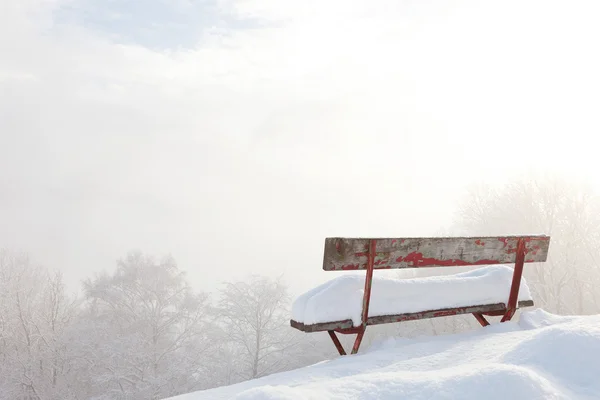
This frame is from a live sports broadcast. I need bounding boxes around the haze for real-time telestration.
[2,0,600,297]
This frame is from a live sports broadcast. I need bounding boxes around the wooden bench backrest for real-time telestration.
[323,235,550,271]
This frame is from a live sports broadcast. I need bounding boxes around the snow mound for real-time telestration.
[503,317,600,394]
[292,265,532,326]
[169,311,600,400]
[230,364,561,400]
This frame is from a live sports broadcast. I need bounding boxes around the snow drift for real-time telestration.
[292,265,532,326]
[168,309,600,400]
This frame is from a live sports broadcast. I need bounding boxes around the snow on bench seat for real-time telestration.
[291,265,532,330]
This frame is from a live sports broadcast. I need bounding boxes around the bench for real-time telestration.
[290,235,551,355]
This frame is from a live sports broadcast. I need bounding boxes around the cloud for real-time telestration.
[53,0,265,49]
[2,0,600,294]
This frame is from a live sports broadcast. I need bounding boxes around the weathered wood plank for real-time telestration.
[290,300,534,333]
[290,318,353,333]
[323,236,550,271]
[366,300,534,325]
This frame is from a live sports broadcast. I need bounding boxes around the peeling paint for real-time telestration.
[324,236,550,271]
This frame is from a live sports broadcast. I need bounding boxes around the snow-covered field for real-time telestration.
[168,309,600,399]
[292,265,532,326]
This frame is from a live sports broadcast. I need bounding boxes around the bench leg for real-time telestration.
[350,239,376,355]
[328,327,367,355]
[501,238,526,322]
[473,312,490,327]
[351,328,366,354]
[328,330,347,356]
[328,239,376,356]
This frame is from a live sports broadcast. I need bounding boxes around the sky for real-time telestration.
[2,0,600,295]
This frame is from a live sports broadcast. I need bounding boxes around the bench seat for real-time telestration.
[291,300,534,332]
[291,265,533,332]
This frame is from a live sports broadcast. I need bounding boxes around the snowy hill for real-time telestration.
[169,310,600,400]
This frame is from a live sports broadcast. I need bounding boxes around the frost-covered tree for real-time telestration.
[79,251,215,399]
[0,250,78,399]
[453,174,600,315]
[217,275,297,381]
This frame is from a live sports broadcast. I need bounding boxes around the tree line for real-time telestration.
[0,251,335,400]
[2,174,600,399]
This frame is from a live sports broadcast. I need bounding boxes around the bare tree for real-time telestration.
[80,251,216,400]
[0,250,78,399]
[217,275,297,381]
[453,174,600,315]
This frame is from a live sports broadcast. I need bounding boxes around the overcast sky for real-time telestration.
[2,0,600,295]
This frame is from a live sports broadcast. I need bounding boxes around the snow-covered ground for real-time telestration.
[292,265,532,326]
[168,309,600,399]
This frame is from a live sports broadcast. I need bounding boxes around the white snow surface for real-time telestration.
[168,309,600,400]
[292,265,532,326]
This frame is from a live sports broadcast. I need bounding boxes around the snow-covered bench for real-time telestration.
[290,236,551,355]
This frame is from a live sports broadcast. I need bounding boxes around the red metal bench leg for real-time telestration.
[351,328,366,354]
[501,238,526,322]
[349,239,377,355]
[473,312,490,327]
[328,330,347,356]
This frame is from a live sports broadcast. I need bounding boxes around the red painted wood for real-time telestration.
[482,310,507,316]
[289,300,534,333]
[501,238,527,322]
[323,236,550,271]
